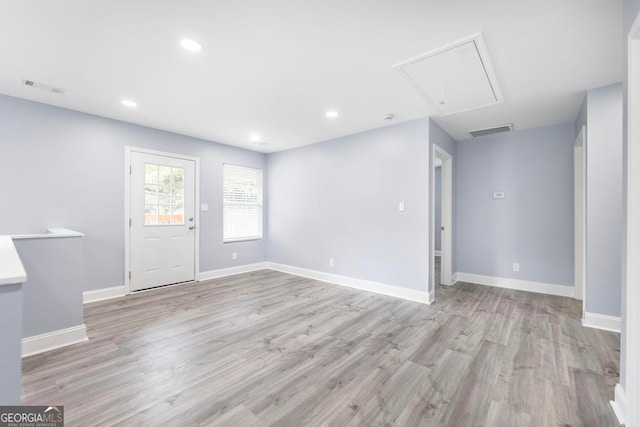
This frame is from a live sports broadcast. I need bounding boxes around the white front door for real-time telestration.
[130,151,196,291]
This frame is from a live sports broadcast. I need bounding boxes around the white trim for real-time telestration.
[623,12,640,427]
[451,273,459,284]
[199,262,268,281]
[124,146,201,295]
[10,228,85,240]
[266,262,430,305]
[83,286,126,304]
[0,236,26,286]
[574,127,586,303]
[432,144,453,294]
[22,324,88,357]
[455,272,574,298]
[434,250,441,257]
[610,383,627,426]
[582,312,622,334]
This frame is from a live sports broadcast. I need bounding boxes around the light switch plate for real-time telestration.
[493,192,506,199]
[399,202,406,211]
[201,203,209,211]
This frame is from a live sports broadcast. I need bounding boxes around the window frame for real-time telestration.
[222,164,263,243]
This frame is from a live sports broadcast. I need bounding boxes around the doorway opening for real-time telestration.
[431,144,453,303]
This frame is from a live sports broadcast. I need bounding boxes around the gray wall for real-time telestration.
[434,167,442,251]
[0,284,23,405]
[267,119,430,292]
[584,83,623,317]
[429,119,458,271]
[15,237,84,337]
[0,94,267,292]
[456,123,575,286]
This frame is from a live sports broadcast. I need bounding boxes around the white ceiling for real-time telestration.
[0,1,622,152]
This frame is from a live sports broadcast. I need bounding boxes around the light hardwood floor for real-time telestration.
[22,269,620,426]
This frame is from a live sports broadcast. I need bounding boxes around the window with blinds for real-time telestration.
[223,164,263,242]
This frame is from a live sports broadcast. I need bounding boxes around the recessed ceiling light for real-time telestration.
[121,99,137,108]
[250,134,262,143]
[180,39,202,52]
[326,111,339,118]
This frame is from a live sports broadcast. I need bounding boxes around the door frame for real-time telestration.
[124,146,200,294]
[431,143,453,303]
[613,11,640,426]
[574,126,586,305]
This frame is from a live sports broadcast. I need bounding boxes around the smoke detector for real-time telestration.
[22,79,65,95]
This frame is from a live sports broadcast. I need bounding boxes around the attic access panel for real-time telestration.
[394,33,503,116]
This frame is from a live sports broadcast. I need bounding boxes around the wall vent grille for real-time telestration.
[22,79,65,95]
[468,123,513,138]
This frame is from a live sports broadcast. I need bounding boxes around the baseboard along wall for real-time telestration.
[22,324,88,358]
[454,272,575,298]
[199,262,269,281]
[266,262,430,304]
[582,312,622,333]
[83,286,126,303]
[610,383,627,425]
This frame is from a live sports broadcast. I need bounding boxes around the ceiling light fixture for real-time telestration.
[250,134,262,143]
[326,111,339,118]
[180,39,202,52]
[121,99,137,108]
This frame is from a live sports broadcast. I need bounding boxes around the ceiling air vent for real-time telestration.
[468,123,513,138]
[22,79,65,95]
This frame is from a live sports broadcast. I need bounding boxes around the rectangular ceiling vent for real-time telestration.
[22,79,65,95]
[468,123,513,138]
[393,33,503,116]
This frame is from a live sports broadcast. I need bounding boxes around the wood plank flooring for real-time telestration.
[22,268,620,426]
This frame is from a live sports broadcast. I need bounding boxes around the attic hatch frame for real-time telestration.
[392,32,504,116]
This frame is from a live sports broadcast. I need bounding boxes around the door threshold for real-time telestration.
[132,279,196,294]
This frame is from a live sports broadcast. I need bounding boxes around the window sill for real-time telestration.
[223,237,262,244]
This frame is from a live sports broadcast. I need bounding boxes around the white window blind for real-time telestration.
[223,164,263,242]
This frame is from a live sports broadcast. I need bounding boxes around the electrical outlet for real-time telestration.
[232,252,238,260]
[513,262,520,272]
[329,258,335,267]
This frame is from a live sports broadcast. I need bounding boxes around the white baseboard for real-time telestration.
[610,383,626,425]
[582,312,621,333]
[434,251,441,257]
[454,272,575,298]
[199,262,268,281]
[451,273,459,284]
[83,286,126,303]
[266,262,429,304]
[22,324,88,357]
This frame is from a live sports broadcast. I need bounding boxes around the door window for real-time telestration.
[144,163,185,225]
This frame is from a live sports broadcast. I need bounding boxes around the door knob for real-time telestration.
[189,226,195,230]
[189,217,194,221]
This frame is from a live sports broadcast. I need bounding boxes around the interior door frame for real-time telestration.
[431,143,453,303]
[124,146,200,295]
[574,126,586,306]
[612,11,640,426]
